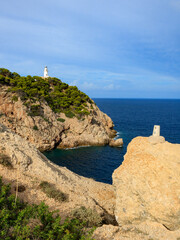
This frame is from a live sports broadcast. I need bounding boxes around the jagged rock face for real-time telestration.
[112,137,180,230]
[58,105,115,149]
[0,124,115,221]
[0,85,115,150]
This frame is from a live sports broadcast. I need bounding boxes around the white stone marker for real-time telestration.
[153,125,160,137]
[148,125,165,144]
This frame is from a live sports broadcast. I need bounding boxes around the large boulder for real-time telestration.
[112,136,180,230]
[109,138,123,147]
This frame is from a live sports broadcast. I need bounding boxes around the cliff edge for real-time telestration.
[113,136,180,231]
[94,136,180,239]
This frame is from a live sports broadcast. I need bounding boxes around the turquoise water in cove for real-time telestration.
[44,99,180,184]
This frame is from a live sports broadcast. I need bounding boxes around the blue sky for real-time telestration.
[0,0,180,98]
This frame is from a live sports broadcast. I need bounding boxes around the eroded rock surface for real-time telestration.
[0,124,115,222]
[109,138,123,147]
[93,221,180,240]
[0,86,116,150]
[113,136,180,230]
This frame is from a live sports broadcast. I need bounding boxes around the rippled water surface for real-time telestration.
[44,99,180,184]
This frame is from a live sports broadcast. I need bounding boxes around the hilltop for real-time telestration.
[0,68,117,151]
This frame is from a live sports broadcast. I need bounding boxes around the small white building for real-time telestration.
[44,66,49,78]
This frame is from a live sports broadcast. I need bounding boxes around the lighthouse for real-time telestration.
[44,66,49,78]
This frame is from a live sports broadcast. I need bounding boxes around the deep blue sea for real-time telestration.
[44,99,180,184]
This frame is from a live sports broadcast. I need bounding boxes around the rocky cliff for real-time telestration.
[113,136,180,231]
[1,123,180,239]
[0,69,117,151]
[0,123,115,223]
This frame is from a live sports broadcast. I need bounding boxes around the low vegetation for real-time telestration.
[39,181,68,202]
[0,68,93,119]
[57,118,65,122]
[33,125,39,131]
[0,177,94,239]
[12,95,18,102]
[0,153,13,168]
[71,206,102,227]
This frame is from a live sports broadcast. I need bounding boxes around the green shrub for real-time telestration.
[29,104,42,117]
[39,181,68,202]
[65,111,75,118]
[82,109,90,115]
[33,125,38,131]
[0,177,94,239]
[57,118,65,122]
[71,206,102,227]
[0,153,13,168]
[12,95,18,102]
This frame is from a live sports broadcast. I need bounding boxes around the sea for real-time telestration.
[44,99,180,184]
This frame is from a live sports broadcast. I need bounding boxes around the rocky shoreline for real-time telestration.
[0,123,180,239]
[0,85,122,151]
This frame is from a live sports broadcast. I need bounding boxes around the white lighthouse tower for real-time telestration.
[44,66,49,78]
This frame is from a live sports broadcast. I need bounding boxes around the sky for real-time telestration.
[0,0,180,98]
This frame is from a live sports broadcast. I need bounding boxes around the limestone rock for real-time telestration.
[112,137,180,230]
[148,135,165,144]
[93,221,180,240]
[109,138,123,147]
[57,109,113,149]
[0,85,116,150]
[0,124,115,221]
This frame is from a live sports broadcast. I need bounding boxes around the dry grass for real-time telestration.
[39,181,68,202]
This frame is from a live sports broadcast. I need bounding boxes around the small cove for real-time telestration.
[44,99,180,184]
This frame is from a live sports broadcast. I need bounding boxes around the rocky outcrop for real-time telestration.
[113,136,180,230]
[0,124,115,222]
[57,105,116,149]
[0,85,116,151]
[109,138,123,147]
[148,135,165,144]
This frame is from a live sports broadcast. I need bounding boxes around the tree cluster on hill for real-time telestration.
[0,68,93,118]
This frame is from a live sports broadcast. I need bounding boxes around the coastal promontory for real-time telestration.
[0,68,117,151]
